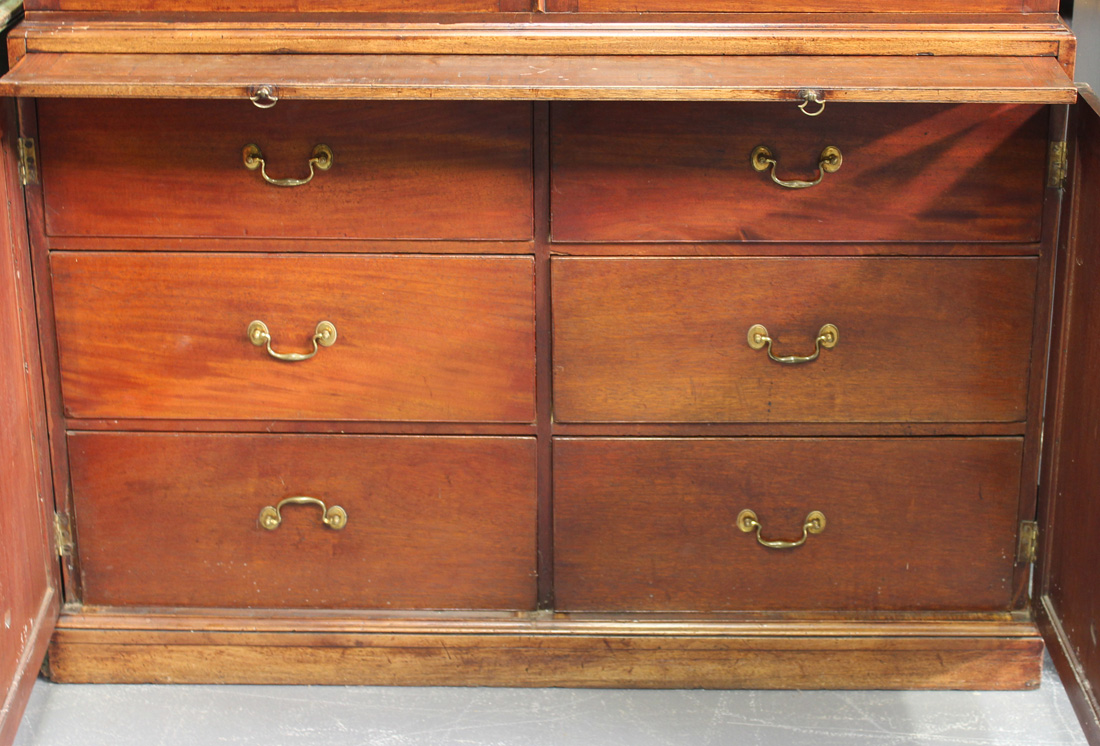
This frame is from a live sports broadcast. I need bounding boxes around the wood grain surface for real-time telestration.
[552,257,1037,424]
[0,54,1076,104]
[46,619,1044,690]
[67,433,538,609]
[547,0,1055,14]
[553,437,1023,612]
[25,0,527,9]
[551,102,1049,242]
[13,18,1071,58]
[22,0,1057,12]
[51,252,536,422]
[37,99,533,240]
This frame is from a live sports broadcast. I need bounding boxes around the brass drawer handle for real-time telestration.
[747,323,838,365]
[737,509,825,550]
[248,319,337,362]
[249,85,279,109]
[242,143,333,187]
[751,145,842,189]
[797,89,826,117]
[259,496,348,531]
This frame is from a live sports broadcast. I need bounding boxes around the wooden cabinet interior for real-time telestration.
[0,2,1098,746]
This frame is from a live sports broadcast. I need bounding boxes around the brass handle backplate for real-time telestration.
[747,323,838,365]
[242,143,333,187]
[751,145,842,189]
[259,496,347,531]
[737,509,826,549]
[248,319,337,362]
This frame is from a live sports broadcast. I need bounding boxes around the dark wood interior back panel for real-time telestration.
[551,102,1047,243]
[552,257,1037,424]
[52,253,536,422]
[554,437,1023,612]
[69,433,538,609]
[38,99,533,241]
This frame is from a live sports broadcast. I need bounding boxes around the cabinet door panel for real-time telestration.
[1035,86,1100,746]
[0,99,57,745]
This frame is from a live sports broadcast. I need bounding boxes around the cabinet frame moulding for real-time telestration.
[46,611,1045,690]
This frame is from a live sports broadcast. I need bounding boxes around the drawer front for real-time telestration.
[39,99,533,241]
[554,438,1022,612]
[552,257,1036,424]
[550,103,1047,243]
[53,253,535,422]
[69,433,538,609]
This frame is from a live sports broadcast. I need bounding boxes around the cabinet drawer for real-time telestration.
[552,257,1036,424]
[68,433,538,609]
[39,100,533,241]
[52,253,535,422]
[550,103,1047,243]
[554,438,1022,612]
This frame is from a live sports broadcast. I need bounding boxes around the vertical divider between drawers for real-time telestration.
[534,101,555,610]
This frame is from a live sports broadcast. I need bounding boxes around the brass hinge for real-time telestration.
[1048,140,1068,189]
[53,512,73,557]
[1017,520,1039,564]
[17,137,38,186]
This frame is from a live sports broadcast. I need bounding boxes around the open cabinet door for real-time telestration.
[0,91,60,745]
[1036,84,1100,746]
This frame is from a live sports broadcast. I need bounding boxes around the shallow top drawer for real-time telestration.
[38,100,533,242]
[551,102,1047,243]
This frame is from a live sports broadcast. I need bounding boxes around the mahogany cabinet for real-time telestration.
[1,1,1099,745]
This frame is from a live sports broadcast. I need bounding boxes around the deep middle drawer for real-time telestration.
[552,256,1037,424]
[52,252,536,422]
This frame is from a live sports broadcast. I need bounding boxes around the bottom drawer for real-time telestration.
[68,433,537,610]
[554,438,1022,612]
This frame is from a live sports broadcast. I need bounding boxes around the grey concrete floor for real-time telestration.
[14,653,1088,746]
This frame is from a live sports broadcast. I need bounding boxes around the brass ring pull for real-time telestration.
[747,323,838,364]
[248,320,337,362]
[259,496,347,531]
[249,85,279,109]
[242,143,333,187]
[751,145,842,189]
[798,89,826,117]
[737,509,826,549]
